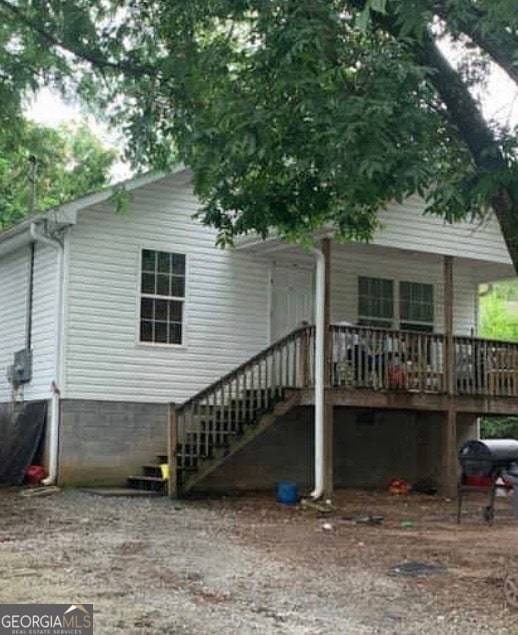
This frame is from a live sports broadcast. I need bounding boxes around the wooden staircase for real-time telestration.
[127,326,313,496]
[127,453,168,493]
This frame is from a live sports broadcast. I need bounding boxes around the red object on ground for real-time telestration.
[388,478,410,495]
[26,465,46,485]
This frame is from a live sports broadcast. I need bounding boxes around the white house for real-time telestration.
[0,168,516,495]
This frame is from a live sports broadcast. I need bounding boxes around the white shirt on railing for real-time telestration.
[333,321,360,361]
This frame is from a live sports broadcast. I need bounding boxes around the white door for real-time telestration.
[271,263,314,341]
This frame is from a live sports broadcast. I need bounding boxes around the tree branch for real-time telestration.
[431,1,518,85]
[419,34,503,169]
[418,32,518,272]
[0,0,153,78]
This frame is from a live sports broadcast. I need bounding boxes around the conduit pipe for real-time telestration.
[30,221,65,485]
[310,244,325,500]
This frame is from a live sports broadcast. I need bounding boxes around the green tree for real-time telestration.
[0,119,116,229]
[480,282,518,341]
[0,1,516,265]
[479,280,518,438]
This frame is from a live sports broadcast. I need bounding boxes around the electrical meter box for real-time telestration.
[6,349,33,385]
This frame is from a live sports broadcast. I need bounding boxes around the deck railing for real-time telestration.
[330,324,446,393]
[330,325,518,398]
[174,325,517,460]
[455,336,518,397]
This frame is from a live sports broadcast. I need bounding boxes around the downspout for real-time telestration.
[30,221,65,486]
[310,245,325,499]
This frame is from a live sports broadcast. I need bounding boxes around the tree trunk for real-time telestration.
[418,33,518,273]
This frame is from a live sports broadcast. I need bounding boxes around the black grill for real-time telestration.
[457,439,518,523]
[459,439,518,477]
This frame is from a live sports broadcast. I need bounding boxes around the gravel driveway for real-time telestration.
[1,488,517,634]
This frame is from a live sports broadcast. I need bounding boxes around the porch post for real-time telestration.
[444,255,455,397]
[323,238,332,385]
[168,402,178,499]
[322,238,334,498]
[441,255,457,497]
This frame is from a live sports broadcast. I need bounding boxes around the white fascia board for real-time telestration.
[44,170,174,220]
[0,168,188,258]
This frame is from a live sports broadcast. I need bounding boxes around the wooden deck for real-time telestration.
[306,324,518,416]
[298,387,518,416]
[159,324,518,498]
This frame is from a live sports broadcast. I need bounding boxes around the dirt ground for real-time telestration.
[1,487,518,634]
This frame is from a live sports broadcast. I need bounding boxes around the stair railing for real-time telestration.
[173,325,315,480]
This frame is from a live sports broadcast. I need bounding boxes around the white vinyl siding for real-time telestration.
[0,244,57,402]
[330,244,478,336]
[64,174,270,403]
[374,195,512,266]
[0,248,28,401]
[27,245,58,399]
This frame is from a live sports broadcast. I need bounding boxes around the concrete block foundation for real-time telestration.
[58,399,168,486]
[196,406,464,494]
[0,398,480,490]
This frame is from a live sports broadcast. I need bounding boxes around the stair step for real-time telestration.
[185,430,237,442]
[198,423,244,435]
[127,475,167,492]
[177,448,209,458]
[142,464,164,477]
[141,385,296,497]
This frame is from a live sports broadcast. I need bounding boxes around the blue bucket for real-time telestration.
[276,481,299,505]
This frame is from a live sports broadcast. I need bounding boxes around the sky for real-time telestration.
[25,88,132,181]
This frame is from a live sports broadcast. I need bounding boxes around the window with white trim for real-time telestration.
[399,281,434,333]
[357,276,394,328]
[357,277,434,332]
[140,249,186,345]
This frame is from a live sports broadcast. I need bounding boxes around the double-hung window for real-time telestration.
[399,281,434,333]
[140,249,186,345]
[358,276,394,328]
[357,276,434,332]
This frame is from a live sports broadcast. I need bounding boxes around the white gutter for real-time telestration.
[310,245,325,500]
[30,222,65,486]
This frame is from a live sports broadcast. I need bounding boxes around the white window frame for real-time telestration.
[137,248,187,348]
[399,280,434,333]
[357,276,394,328]
[357,276,435,332]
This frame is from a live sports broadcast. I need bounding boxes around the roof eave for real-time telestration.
[0,168,188,257]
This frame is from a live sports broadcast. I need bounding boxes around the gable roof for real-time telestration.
[0,168,188,257]
[0,166,513,274]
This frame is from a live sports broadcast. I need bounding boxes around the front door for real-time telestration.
[271,263,314,341]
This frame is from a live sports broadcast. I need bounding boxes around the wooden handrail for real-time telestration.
[170,323,517,496]
[176,325,314,412]
[175,324,518,412]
